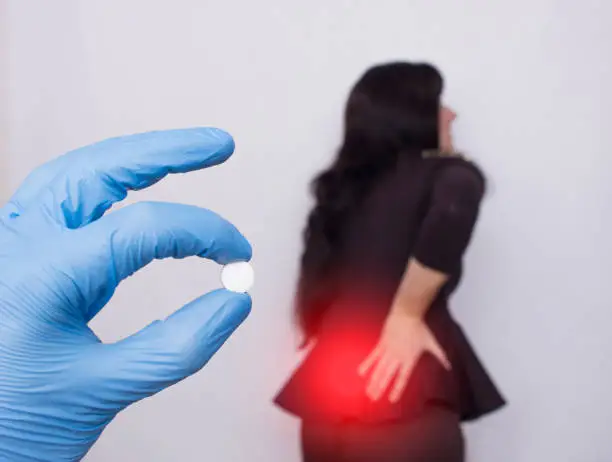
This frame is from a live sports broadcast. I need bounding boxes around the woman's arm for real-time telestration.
[359,162,485,402]
[394,160,485,316]
[389,258,448,319]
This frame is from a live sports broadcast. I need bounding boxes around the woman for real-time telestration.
[274,62,506,462]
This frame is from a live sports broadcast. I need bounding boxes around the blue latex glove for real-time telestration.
[0,128,253,461]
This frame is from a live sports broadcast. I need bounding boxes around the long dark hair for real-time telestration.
[295,62,444,339]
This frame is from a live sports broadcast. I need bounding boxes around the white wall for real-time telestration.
[3,1,612,461]
[0,0,8,203]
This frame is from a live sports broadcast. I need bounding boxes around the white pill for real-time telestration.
[221,261,254,293]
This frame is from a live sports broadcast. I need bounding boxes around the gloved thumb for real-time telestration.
[94,289,251,409]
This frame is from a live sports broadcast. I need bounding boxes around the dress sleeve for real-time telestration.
[412,162,485,274]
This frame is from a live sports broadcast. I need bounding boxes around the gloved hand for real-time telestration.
[0,128,252,461]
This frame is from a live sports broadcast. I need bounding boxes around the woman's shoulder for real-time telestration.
[423,152,486,193]
[393,151,486,197]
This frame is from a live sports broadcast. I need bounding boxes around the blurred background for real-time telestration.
[1,1,611,461]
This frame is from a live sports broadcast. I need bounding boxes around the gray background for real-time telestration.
[2,1,612,461]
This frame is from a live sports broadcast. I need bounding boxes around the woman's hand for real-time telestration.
[358,310,450,403]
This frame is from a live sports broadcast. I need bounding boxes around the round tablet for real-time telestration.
[221,261,254,293]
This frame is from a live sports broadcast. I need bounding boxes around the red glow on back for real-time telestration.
[295,289,390,419]
[303,323,375,418]
[277,283,444,421]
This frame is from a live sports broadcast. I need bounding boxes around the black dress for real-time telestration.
[275,155,506,459]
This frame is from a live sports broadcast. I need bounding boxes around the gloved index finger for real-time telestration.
[71,201,252,322]
[20,128,236,228]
